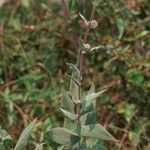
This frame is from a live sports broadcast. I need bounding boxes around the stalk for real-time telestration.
[76,3,97,150]
[61,0,70,20]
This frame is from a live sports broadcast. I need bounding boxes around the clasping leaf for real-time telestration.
[86,89,107,101]
[81,124,116,141]
[47,128,80,147]
[60,108,78,121]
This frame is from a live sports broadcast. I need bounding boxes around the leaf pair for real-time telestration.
[48,124,116,147]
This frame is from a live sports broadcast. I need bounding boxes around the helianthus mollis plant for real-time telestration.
[46,1,116,149]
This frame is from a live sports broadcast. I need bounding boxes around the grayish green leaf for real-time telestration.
[63,118,77,130]
[48,128,80,147]
[0,144,6,150]
[69,63,79,103]
[0,126,14,149]
[61,87,74,113]
[80,111,96,125]
[34,143,45,150]
[60,108,78,121]
[88,83,95,94]
[67,63,80,78]
[81,84,96,115]
[21,0,30,7]
[81,124,116,141]
[57,145,64,150]
[86,89,107,101]
[70,80,78,103]
[14,119,37,150]
[117,18,125,39]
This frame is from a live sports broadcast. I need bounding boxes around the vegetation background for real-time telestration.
[0,0,150,149]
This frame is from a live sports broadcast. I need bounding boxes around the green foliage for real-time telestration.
[81,124,116,141]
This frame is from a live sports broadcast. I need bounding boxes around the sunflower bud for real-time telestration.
[90,20,98,29]
[83,44,91,50]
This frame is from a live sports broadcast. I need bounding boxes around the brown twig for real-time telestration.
[0,79,20,92]
[0,20,10,87]
[13,103,28,127]
[118,109,139,150]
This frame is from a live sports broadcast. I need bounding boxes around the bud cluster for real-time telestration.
[79,13,98,29]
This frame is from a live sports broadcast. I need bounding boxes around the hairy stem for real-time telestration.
[76,3,96,150]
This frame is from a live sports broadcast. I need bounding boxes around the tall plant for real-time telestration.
[47,1,116,149]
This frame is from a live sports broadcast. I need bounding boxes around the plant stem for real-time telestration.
[76,45,82,150]
[61,0,70,20]
[76,3,96,150]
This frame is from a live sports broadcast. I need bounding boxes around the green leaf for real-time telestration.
[57,145,64,150]
[81,103,95,115]
[85,139,106,150]
[86,89,107,101]
[88,83,95,94]
[135,30,149,39]
[14,119,37,150]
[69,63,80,103]
[63,118,77,130]
[48,128,80,147]
[80,111,96,125]
[127,69,144,85]
[117,18,125,39]
[0,127,8,139]
[70,80,78,103]
[66,73,80,86]
[81,84,96,115]
[124,104,135,122]
[21,0,30,8]
[34,143,45,150]
[124,30,149,42]
[3,135,14,149]
[67,63,80,78]
[81,124,116,141]
[61,87,74,113]
[12,18,21,30]
[60,108,78,121]
[80,84,97,125]
[0,127,14,149]
[0,144,6,150]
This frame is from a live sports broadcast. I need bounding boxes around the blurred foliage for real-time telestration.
[0,0,150,149]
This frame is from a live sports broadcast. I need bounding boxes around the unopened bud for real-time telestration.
[83,43,91,50]
[90,20,98,29]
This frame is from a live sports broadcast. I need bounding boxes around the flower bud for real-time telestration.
[83,44,91,50]
[90,20,98,29]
